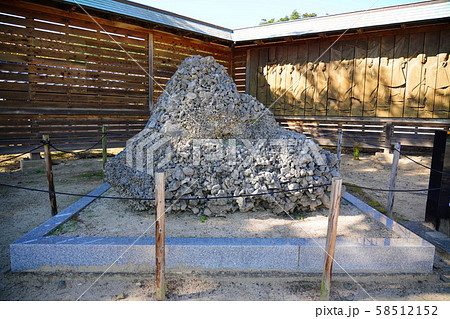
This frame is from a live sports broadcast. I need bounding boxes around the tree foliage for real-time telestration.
[260,10,317,25]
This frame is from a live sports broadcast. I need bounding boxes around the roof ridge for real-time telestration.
[233,0,447,31]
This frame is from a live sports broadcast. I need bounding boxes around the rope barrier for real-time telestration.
[344,183,443,193]
[49,138,104,155]
[0,182,331,202]
[397,150,450,176]
[0,180,444,203]
[2,129,449,177]
[0,144,44,164]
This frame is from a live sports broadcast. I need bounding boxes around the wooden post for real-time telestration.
[155,171,166,301]
[102,126,107,170]
[320,177,343,301]
[387,142,401,218]
[148,33,154,111]
[337,129,343,172]
[42,135,57,216]
[384,122,393,154]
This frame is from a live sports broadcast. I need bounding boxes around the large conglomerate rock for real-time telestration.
[104,55,339,216]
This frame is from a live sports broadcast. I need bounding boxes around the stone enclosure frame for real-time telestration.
[10,183,435,273]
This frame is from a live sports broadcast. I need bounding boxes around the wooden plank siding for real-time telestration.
[238,26,450,120]
[0,0,232,154]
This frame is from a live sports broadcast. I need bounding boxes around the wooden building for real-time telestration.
[0,0,449,154]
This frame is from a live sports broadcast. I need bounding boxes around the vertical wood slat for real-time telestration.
[284,45,297,115]
[295,44,308,116]
[257,48,269,107]
[248,49,259,97]
[327,42,342,116]
[305,42,319,115]
[419,32,440,118]
[352,38,368,116]
[266,47,277,109]
[274,46,287,112]
[434,29,450,119]
[405,32,425,118]
[340,40,355,116]
[363,37,381,117]
[316,40,331,116]
[148,33,154,110]
[390,34,409,117]
[377,36,395,117]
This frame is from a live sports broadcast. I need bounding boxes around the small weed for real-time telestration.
[353,143,360,160]
[48,219,80,235]
[33,169,44,174]
[367,199,387,214]
[343,182,365,196]
[86,215,100,218]
[294,212,311,220]
[200,216,208,223]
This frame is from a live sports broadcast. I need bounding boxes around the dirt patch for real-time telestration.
[48,188,398,239]
[340,153,432,221]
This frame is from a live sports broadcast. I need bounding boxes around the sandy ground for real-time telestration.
[339,152,431,221]
[0,150,449,301]
[52,188,397,239]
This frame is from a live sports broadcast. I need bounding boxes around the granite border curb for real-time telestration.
[10,184,435,273]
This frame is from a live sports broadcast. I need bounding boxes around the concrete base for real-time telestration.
[20,159,45,174]
[29,152,41,160]
[10,184,435,273]
[374,152,393,162]
[399,221,450,261]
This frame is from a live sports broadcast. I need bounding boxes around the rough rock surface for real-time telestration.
[104,55,338,216]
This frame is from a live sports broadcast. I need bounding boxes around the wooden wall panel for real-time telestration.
[273,46,287,113]
[390,35,409,117]
[434,29,450,118]
[0,0,233,154]
[405,32,425,118]
[152,30,232,103]
[247,49,259,97]
[352,38,367,116]
[316,40,331,116]
[284,46,297,115]
[419,32,440,118]
[242,27,449,120]
[305,42,319,115]
[256,48,269,107]
[266,47,278,109]
[327,42,342,116]
[363,37,381,117]
[294,44,308,116]
[376,36,395,117]
[339,40,355,116]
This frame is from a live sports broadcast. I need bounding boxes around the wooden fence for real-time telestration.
[236,25,450,120]
[277,116,450,149]
[0,0,231,154]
